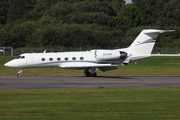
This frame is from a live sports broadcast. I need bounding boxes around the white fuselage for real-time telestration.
[4,49,150,69]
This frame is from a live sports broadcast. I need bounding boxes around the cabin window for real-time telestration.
[21,56,25,59]
[72,57,76,60]
[49,58,53,61]
[65,57,68,61]
[57,58,61,61]
[41,58,45,61]
[80,57,84,60]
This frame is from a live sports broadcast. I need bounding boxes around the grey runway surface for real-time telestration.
[0,76,180,90]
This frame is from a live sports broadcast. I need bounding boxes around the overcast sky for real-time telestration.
[125,0,132,4]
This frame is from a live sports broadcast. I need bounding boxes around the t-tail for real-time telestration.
[121,29,174,65]
[128,29,175,55]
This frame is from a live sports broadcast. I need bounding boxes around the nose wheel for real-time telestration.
[17,69,23,77]
[17,74,21,77]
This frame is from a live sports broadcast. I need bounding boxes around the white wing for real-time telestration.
[58,62,117,71]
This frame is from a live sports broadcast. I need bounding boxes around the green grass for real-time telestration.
[0,87,180,120]
[1,56,180,75]
[1,57,180,119]
[0,57,180,75]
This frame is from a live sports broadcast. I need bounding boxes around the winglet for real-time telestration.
[43,50,46,53]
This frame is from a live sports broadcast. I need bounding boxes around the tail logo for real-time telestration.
[136,37,157,46]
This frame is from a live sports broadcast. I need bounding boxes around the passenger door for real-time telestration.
[27,56,33,65]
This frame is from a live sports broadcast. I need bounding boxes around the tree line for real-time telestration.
[0,0,180,49]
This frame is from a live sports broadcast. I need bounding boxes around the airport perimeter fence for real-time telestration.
[1,46,180,56]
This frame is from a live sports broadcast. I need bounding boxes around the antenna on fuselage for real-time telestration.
[43,50,46,53]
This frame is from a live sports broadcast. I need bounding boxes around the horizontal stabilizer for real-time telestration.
[143,30,175,34]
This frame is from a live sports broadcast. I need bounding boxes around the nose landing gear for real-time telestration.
[17,69,23,77]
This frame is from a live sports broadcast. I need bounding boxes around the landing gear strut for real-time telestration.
[84,68,97,77]
[17,69,23,77]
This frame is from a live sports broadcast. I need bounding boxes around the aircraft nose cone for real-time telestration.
[4,61,14,67]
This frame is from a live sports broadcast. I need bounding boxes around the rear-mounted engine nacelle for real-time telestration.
[95,50,127,61]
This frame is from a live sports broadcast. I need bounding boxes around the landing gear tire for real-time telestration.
[84,69,97,77]
[17,69,23,78]
[91,73,97,77]
[85,72,91,77]
[17,74,21,77]
[85,72,97,77]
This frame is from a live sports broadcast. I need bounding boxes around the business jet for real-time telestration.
[4,29,174,77]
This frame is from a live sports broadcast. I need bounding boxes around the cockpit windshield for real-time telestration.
[15,56,25,59]
[16,56,21,59]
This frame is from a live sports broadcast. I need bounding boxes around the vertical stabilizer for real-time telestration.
[129,29,174,55]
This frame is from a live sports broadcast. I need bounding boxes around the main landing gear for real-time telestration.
[17,69,23,77]
[84,68,97,77]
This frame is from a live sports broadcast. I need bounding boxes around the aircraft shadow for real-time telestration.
[78,75,133,79]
